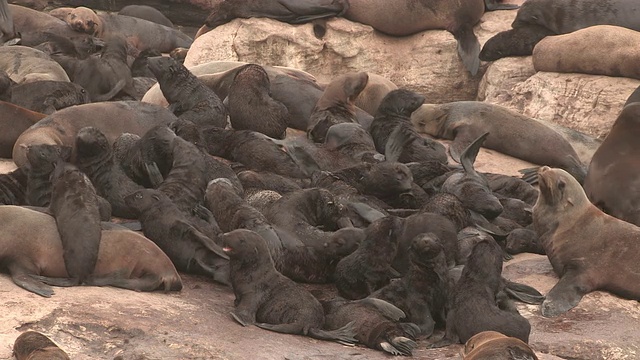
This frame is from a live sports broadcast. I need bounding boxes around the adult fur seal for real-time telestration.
[118,5,173,28]
[462,331,539,360]
[195,0,349,38]
[411,101,586,183]
[8,80,90,114]
[13,331,70,360]
[147,56,227,129]
[308,71,368,143]
[534,167,640,317]
[0,0,16,44]
[13,101,178,168]
[227,64,289,139]
[0,205,182,297]
[0,45,69,83]
[49,161,102,285]
[345,0,489,75]
[220,228,357,344]
[584,103,640,225]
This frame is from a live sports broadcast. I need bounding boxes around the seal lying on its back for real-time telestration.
[535,167,640,317]
[221,229,357,344]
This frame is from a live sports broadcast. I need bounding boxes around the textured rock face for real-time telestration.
[479,57,640,139]
[185,10,519,104]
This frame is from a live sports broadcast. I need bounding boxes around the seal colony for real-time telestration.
[0,0,638,358]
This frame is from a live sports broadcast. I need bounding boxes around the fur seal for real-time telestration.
[147,56,227,129]
[8,80,90,114]
[584,103,640,225]
[0,101,45,158]
[462,331,539,360]
[430,239,531,346]
[24,144,71,207]
[0,167,26,206]
[0,0,16,44]
[9,4,90,45]
[13,101,178,168]
[195,0,349,38]
[12,331,70,360]
[0,45,69,83]
[228,64,289,139]
[535,166,640,316]
[220,228,357,344]
[345,0,488,75]
[48,161,102,285]
[307,71,368,143]
[353,73,397,117]
[0,205,182,297]
[334,216,403,299]
[479,24,554,62]
[118,5,173,28]
[124,188,230,285]
[411,101,586,183]
[369,89,447,164]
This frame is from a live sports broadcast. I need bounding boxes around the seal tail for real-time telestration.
[504,280,545,305]
[91,79,126,102]
[452,24,481,76]
[308,321,358,345]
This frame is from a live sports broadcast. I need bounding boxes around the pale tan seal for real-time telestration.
[533,25,640,80]
[0,46,69,83]
[533,167,640,317]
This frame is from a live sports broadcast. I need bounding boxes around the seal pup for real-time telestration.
[48,161,102,285]
[24,144,71,207]
[147,56,227,129]
[124,188,230,285]
[118,5,173,28]
[479,24,554,61]
[227,64,289,139]
[462,331,539,360]
[370,233,452,337]
[345,0,486,74]
[221,228,357,344]
[0,205,182,297]
[195,0,349,38]
[430,239,531,347]
[8,80,90,114]
[334,216,404,299]
[13,331,70,360]
[369,89,447,164]
[307,71,368,143]
[584,103,640,226]
[535,167,640,316]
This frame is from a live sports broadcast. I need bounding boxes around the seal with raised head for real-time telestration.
[584,103,640,225]
[195,0,349,38]
[307,71,368,143]
[12,331,70,360]
[227,64,289,139]
[147,56,227,129]
[220,228,357,344]
[0,205,182,297]
[462,331,539,360]
[535,166,640,316]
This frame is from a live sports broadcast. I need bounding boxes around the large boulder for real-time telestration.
[184,10,519,103]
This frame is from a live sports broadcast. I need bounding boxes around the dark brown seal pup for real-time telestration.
[49,161,102,285]
[479,24,554,61]
[307,71,368,143]
[369,89,447,164]
[24,144,71,207]
[0,167,26,206]
[147,56,227,129]
[13,331,70,360]
[0,101,45,158]
[221,228,357,344]
[118,5,173,28]
[334,216,403,300]
[227,64,289,139]
[535,167,640,317]
[195,0,349,38]
[430,239,531,347]
[345,0,488,75]
[370,233,452,337]
[462,331,539,360]
[124,188,230,285]
[584,103,640,226]
[322,297,419,356]
[0,205,182,297]
[8,80,90,114]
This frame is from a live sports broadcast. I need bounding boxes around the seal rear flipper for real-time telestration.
[175,222,229,260]
[385,125,415,163]
[448,126,484,164]
[348,202,386,223]
[541,271,589,317]
[379,341,405,356]
[470,211,508,237]
[359,298,406,321]
[28,274,80,287]
[459,132,489,174]
[518,166,540,185]
[87,274,169,292]
[277,0,349,23]
[255,322,306,336]
[144,162,164,188]
[9,266,54,297]
[308,321,357,345]
[453,25,481,76]
[504,280,545,305]
[91,79,126,102]
[284,143,320,177]
[389,335,418,356]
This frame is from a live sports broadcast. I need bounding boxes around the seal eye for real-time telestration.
[557,180,566,191]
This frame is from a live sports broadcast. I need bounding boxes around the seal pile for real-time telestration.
[0,0,639,358]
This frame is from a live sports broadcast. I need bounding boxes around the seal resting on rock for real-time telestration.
[534,166,640,317]
[12,331,70,360]
[221,228,357,344]
[462,331,539,360]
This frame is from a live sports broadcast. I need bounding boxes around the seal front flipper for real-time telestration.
[452,24,481,76]
[144,162,164,188]
[385,125,414,163]
[88,273,170,292]
[541,270,590,317]
[359,298,406,321]
[178,223,229,260]
[348,202,386,223]
[504,279,545,305]
[519,166,540,185]
[307,321,358,345]
[484,0,520,11]
[8,264,54,297]
[28,275,79,287]
[448,126,486,164]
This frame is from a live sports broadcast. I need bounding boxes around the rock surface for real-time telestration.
[184,10,520,104]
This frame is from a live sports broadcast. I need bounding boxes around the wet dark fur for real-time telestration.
[480,24,554,61]
[0,168,26,205]
[228,64,289,139]
[24,144,72,207]
[369,89,447,163]
[49,162,102,284]
[147,56,227,128]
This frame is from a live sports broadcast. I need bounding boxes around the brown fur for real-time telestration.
[462,331,538,359]
[13,331,69,360]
